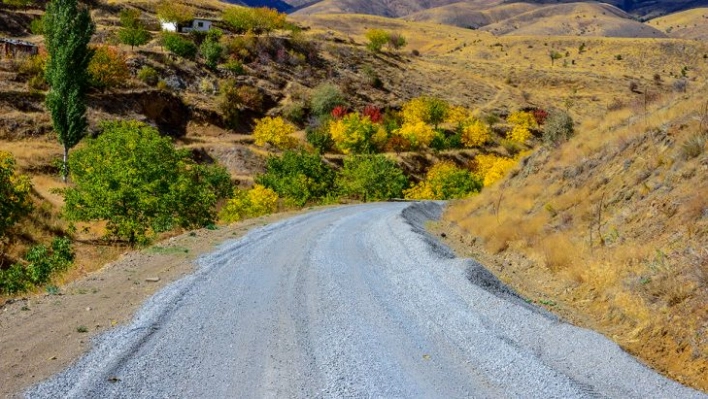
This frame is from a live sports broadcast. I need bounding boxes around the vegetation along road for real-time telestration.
[26,203,706,398]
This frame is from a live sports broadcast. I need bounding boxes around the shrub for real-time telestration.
[337,155,408,202]
[253,116,297,149]
[542,110,574,146]
[118,9,150,50]
[137,65,159,86]
[222,6,288,34]
[256,150,335,206]
[506,110,538,143]
[329,113,378,154]
[362,105,382,123]
[221,57,245,75]
[473,154,518,186]
[218,80,262,128]
[30,16,46,35]
[461,119,491,148]
[62,121,232,245]
[0,151,33,240]
[395,121,435,149]
[161,32,198,59]
[306,123,334,152]
[404,161,482,200]
[200,37,223,69]
[0,237,74,295]
[507,125,532,143]
[387,32,407,51]
[220,184,278,223]
[402,96,449,128]
[680,133,707,160]
[310,83,346,116]
[88,46,129,89]
[282,100,307,125]
[365,29,389,53]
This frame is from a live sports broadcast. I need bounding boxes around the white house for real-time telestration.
[160,18,214,33]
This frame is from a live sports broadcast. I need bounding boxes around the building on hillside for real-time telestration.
[0,38,38,58]
[160,18,214,33]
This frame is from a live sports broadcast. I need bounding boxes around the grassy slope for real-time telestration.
[646,7,708,40]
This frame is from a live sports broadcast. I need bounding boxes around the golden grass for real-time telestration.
[444,79,708,391]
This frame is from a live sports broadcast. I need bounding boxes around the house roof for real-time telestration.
[0,38,37,47]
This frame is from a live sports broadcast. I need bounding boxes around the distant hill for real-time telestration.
[289,0,708,19]
[478,2,666,37]
[646,7,708,40]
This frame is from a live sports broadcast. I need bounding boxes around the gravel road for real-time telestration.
[26,202,706,398]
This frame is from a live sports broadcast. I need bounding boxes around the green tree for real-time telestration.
[0,152,33,240]
[256,150,335,206]
[44,0,95,181]
[161,32,198,59]
[200,35,223,68]
[117,9,151,50]
[62,121,232,245]
[365,29,389,53]
[337,155,408,201]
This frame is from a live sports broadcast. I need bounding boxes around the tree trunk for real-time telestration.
[62,145,68,183]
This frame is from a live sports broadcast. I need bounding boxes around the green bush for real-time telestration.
[200,37,223,69]
[310,83,345,117]
[305,123,334,152]
[0,237,74,295]
[256,150,335,206]
[337,155,408,201]
[62,121,232,245]
[542,110,575,146]
[161,32,198,59]
[137,65,159,86]
[0,151,32,240]
[30,16,46,35]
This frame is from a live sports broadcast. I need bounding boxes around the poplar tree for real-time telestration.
[44,0,94,181]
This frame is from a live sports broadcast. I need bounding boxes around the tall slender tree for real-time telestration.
[44,0,94,181]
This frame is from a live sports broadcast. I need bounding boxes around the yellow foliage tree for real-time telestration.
[395,121,435,149]
[253,116,297,149]
[507,110,538,129]
[461,119,491,148]
[401,97,429,124]
[446,105,469,127]
[220,184,278,223]
[474,154,518,186]
[0,151,33,238]
[507,125,531,143]
[506,110,537,144]
[404,161,482,200]
[329,113,377,154]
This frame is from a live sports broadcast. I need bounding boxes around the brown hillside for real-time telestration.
[404,1,535,30]
[291,0,462,18]
[480,2,666,37]
[647,7,708,40]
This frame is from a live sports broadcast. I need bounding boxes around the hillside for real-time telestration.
[646,7,708,40]
[292,0,708,20]
[406,1,667,37]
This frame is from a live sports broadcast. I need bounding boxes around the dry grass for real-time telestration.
[443,81,708,391]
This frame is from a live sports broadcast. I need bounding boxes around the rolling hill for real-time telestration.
[290,0,708,19]
[646,7,708,40]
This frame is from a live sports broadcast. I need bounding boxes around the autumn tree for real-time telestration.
[461,119,491,148]
[220,185,279,223]
[404,161,482,200]
[88,46,130,89]
[253,116,297,149]
[329,113,378,154]
[118,9,150,50]
[337,155,408,201]
[44,0,95,181]
[365,29,389,53]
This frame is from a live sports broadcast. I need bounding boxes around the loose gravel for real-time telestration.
[26,202,707,398]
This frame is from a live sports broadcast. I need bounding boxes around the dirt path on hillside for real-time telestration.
[0,211,305,399]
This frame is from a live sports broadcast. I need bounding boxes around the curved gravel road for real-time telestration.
[27,202,705,398]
